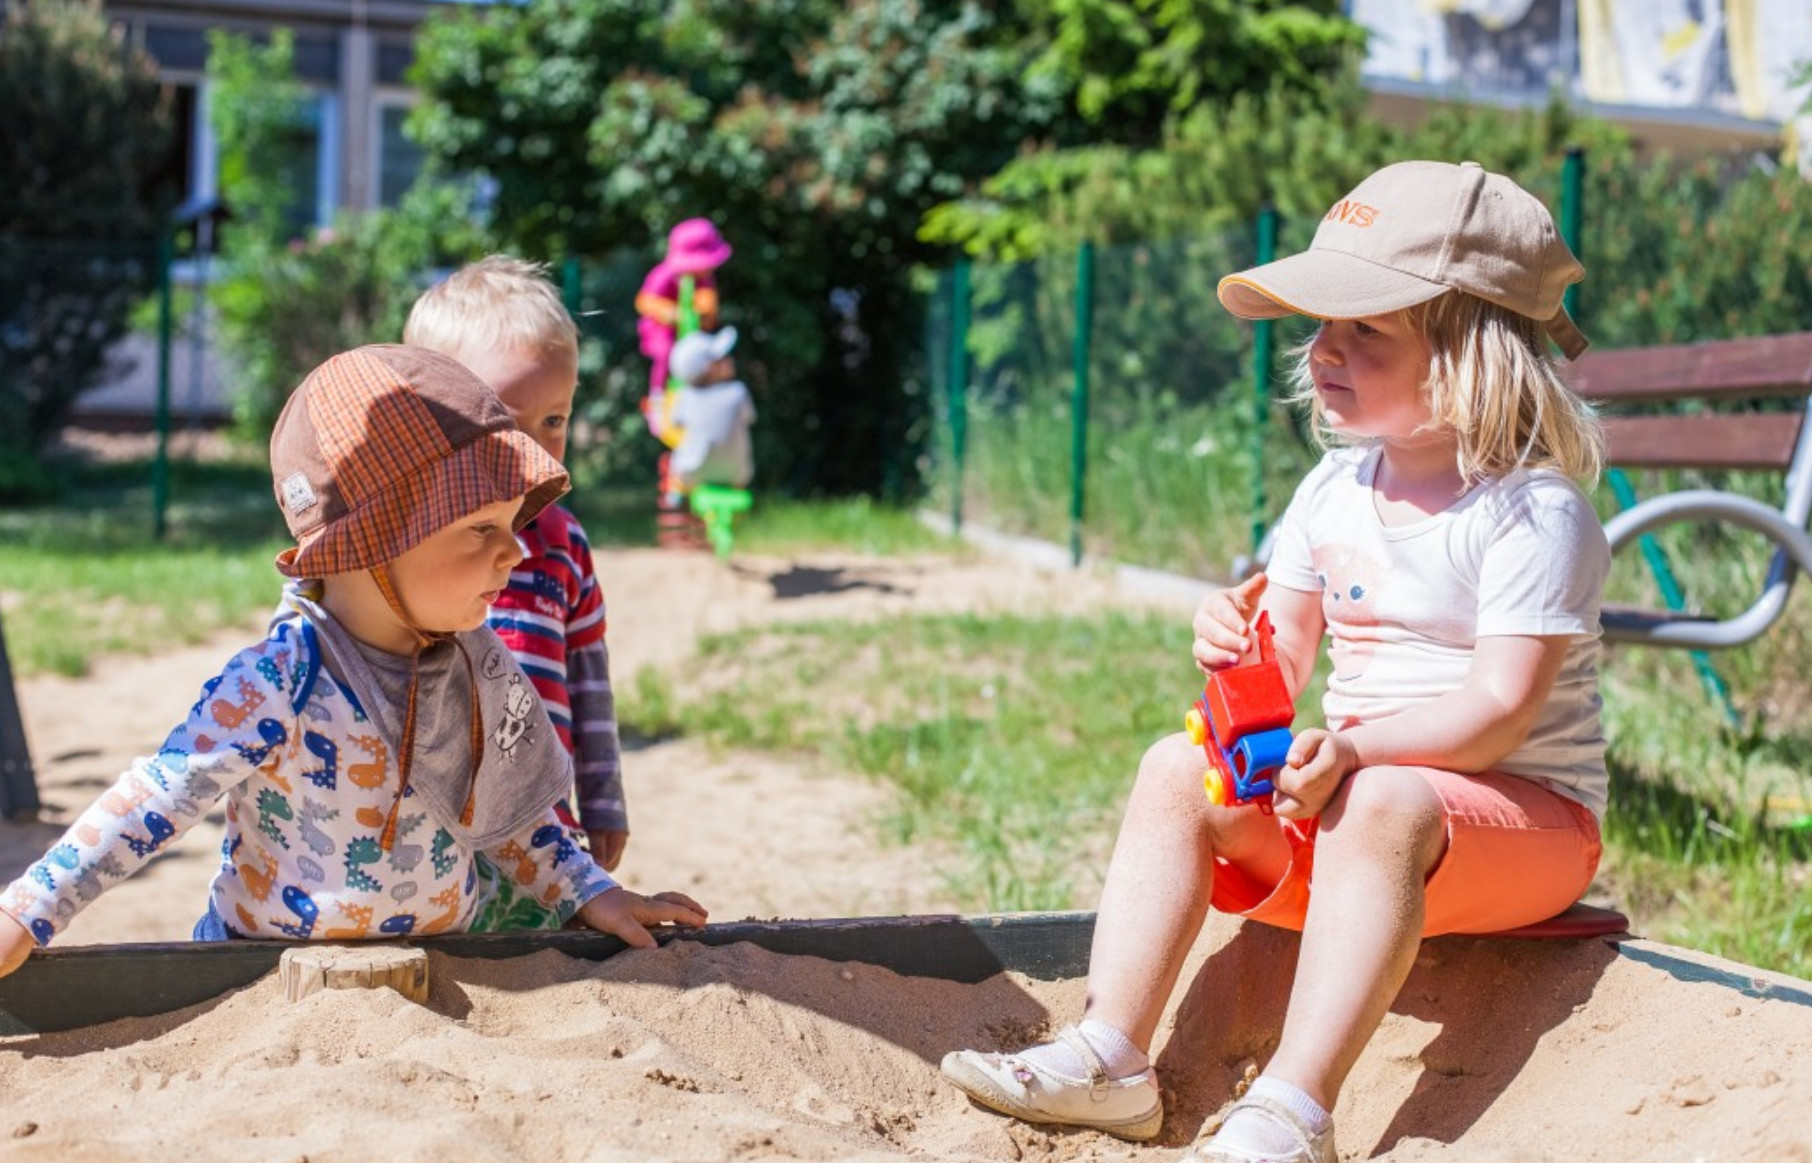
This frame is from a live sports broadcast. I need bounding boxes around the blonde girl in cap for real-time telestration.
[941,161,1610,1163]
[0,345,705,979]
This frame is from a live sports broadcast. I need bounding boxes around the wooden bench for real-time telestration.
[1568,331,1812,650]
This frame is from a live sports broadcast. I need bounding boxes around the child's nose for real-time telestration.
[1309,326,1344,366]
[502,531,527,569]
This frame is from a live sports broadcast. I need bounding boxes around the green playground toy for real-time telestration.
[689,483,752,559]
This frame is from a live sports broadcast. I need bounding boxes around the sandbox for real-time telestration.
[3,912,1808,1162]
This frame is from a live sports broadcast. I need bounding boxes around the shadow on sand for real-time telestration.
[1156,921,1620,1155]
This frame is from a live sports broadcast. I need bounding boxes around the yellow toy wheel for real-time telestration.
[1184,707,1206,746]
[1203,765,1230,806]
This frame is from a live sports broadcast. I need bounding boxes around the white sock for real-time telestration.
[1015,1018,1149,1080]
[1212,1075,1330,1155]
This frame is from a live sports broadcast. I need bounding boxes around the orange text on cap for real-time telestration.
[1323,200,1380,227]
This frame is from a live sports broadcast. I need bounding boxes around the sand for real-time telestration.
[3,548,1810,1160]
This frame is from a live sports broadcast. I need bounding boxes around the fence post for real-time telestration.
[153,227,174,541]
[1563,146,1738,726]
[1070,242,1096,567]
[561,255,582,319]
[0,612,39,820]
[1251,204,1278,556]
[947,261,971,534]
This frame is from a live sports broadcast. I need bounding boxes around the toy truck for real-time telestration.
[1183,611,1295,811]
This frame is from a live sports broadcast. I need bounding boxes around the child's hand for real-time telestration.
[1273,728,1359,819]
[587,829,628,873]
[1192,573,1269,673]
[577,886,707,949]
[0,910,34,981]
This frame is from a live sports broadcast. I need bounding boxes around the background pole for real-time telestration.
[152,227,174,541]
[947,261,971,535]
[1069,242,1096,568]
[1250,204,1278,556]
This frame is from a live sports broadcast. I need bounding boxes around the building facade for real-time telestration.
[105,0,444,227]
[1348,0,1812,157]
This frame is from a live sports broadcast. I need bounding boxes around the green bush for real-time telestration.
[209,187,487,437]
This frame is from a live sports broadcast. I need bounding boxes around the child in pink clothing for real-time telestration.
[635,218,732,441]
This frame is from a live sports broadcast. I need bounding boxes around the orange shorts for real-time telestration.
[1209,768,1602,937]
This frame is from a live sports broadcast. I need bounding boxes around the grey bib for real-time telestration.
[284,588,574,850]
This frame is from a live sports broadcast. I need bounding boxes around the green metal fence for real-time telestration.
[924,215,1321,582]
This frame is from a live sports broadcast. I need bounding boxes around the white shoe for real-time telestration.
[939,1027,1163,1141]
[1186,1093,1336,1163]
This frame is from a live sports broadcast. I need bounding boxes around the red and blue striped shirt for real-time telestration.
[486,504,625,832]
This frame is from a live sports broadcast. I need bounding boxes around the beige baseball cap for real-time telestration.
[1217,160,1588,359]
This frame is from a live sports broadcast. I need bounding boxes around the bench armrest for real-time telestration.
[1602,491,1812,649]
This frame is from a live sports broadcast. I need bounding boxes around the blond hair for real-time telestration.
[404,255,578,365]
[1287,292,1603,485]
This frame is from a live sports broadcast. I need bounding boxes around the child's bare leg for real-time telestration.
[938,731,1289,1141]
[1084,731,1290,1051]
[1265,766,1447,1108]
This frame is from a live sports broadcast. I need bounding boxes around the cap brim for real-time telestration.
[276,429,569,578]
[1218,250,1450,321]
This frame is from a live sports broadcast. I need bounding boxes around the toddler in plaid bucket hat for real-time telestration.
[269,343,570,580]
[939,162,1612,1163]
[0,346,706,979]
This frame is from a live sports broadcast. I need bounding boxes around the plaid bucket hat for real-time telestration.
[270,344,569,578]
[1218,160,1589,359]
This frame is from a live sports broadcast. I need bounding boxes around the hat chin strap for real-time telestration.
[369,565,484,851]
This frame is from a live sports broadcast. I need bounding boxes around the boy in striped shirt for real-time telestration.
[406,257,629,871]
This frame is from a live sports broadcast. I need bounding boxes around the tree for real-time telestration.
[921,1,1369,259]
[410,0,1063,495]
[205,31,488,438]
[1016,0,1366,140]
[0,0,174,492]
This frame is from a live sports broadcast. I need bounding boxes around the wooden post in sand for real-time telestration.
[278,944,430,1005]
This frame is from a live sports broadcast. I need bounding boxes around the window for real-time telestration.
[377,102,427,207]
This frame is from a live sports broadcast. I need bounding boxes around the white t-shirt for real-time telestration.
[671,379,755,489]
[1268,446,1612,818]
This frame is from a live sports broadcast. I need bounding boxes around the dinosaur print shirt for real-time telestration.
[0,608,616,946]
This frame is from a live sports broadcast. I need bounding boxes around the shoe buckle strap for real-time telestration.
[1056,1027,1111,1101]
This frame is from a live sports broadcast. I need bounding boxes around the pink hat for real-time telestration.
[665,218,732,274]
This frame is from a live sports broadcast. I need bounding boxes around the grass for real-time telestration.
[729,495,964,558]
[622,605,1812,979]
[568,486,959,559]
[946,393,1316,581]
[0,456,290,676]
[0,456,956,679]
